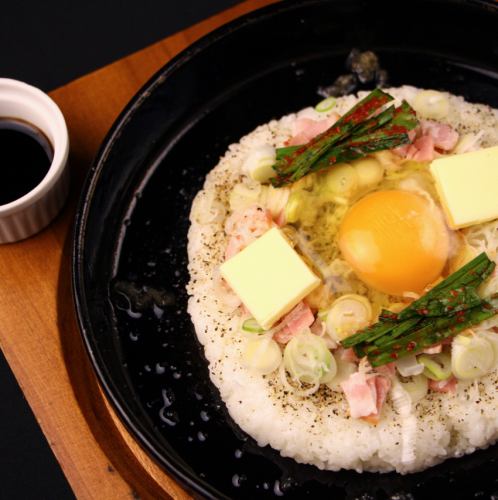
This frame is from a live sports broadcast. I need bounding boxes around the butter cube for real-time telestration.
[430,145,498,229]
[220,227,320,329]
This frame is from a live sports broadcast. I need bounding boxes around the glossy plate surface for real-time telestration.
[73,1,498,498]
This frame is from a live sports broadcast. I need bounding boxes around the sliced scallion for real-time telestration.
[315,97,336,113]
[242,317,265,334]
[418,353,452,381]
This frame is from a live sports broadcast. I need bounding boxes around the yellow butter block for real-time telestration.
[430,145,498,229]
[220,227,320,329]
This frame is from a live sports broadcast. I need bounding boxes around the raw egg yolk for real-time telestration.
[338,190,449,296]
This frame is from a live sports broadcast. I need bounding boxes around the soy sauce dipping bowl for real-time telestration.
[73,0,498,498]
[0,78,69,243]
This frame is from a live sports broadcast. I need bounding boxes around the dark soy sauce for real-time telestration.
[0,118,54,205]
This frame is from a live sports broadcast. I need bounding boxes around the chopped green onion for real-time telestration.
[399,374,428,404]
[271,89,418,187]
[341,252,497,366]
[283,332,336,384]
[315,97,336,112]
[451,334,495,380]
[284,191,307,224]
[418,353,452,381]
[242,318,265,334]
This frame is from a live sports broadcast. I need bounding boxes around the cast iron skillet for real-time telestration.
[73,0,498,498]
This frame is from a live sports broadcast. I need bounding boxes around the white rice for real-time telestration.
[186,86,498,473]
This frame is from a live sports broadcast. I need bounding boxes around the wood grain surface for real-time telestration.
[0,1,277,498]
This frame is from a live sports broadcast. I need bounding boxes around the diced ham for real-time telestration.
[367,376,391,423]
[420,120,459,151]
[393,128,418,157]
[407,129,418,142]
[288,114,340,146]
[422,344,442,355]
[224,205,274,260]
[429,377,457,394]
[341,371,391,421]
[393,120,458,162]
[273,302,315,344]
[409,135,436,162]
[341,372,378,418]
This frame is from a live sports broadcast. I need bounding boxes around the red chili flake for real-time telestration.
[450,289,459,297]
[383,124,408,136]
[417,308,429,315]
[343,96,389,124]
[393,344,402,351]
[406,341,417,352]
[394,105,416,117]
[390,353,399,360]
[321,126,340,139]
[446,305,454,311]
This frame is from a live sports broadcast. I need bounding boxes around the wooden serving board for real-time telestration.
[0,1,277,498]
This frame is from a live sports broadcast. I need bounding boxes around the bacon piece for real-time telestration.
[341,372,378,418]
[393,128,418,157]
[362,376,392,424]
[341,371,391,421]
[407,129,418,142]
[393,121,458,162]
[420,120,459,151]
[288,114,340,146]
[273,302,315,344]
[409,135,436,162]
[429,377,457,394]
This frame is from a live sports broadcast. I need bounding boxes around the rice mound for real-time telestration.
[186,86,498,473]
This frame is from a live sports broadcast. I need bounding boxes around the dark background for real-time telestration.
[0,1,238,498]
[0,0,240,92]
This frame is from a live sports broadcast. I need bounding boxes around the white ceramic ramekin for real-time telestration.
[0,78,69,243]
